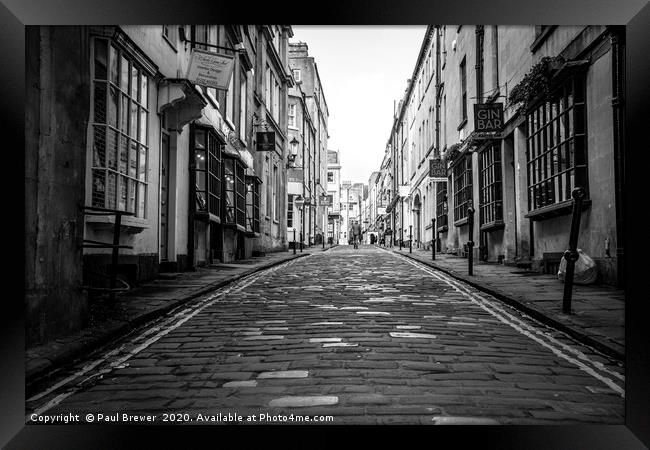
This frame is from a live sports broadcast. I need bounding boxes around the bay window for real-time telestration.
[526,75,587,213]
[223,157,246,229]
[479,144,503,227]
[245,177,260,234]
[192,127,222,218]
[91,37,149,218]
[452,155,473,222]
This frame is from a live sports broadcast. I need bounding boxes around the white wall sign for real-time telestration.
[187,49,235,90]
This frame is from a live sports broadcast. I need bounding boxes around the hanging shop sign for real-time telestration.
[186,49,235,90]
[256,131,275,152]
[473,103,504,133]
[320,195,333,207]
[429,158,446,178]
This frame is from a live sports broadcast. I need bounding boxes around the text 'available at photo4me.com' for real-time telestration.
[29,412,335,424]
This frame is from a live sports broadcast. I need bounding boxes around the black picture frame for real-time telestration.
[5,0,650,448]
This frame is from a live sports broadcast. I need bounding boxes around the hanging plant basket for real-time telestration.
[507,56,566,111]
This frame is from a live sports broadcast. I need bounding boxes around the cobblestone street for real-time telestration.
[28,245,625,425]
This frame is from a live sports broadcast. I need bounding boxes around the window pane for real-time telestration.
[91,169,106,207]
[107,128,118,170]
[94,39,107,80]
[118,176,127,210]
[108,85,118,127]
[93,126,106,167]
[129,140,138,178]
[196,170,206,191]
[120,94,129,132]
[195,129,206,149]
[106,171,117,209]
[139,108,147,144]
[119,135,128,174]
[130,100,138,138]
[127,178,136,213]
[138,145,147,182]
[140,75,148,107]
[137,183,146,218]
[110,45,119,85]
[93,82,107,124]
[131,66,139,99]
[120,56,129,92]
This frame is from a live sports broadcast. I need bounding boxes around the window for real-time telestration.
[460,57,467,125]
[273,165,279,221]
[265,65,271,108]
[452,155,473,222]
[292,69,301,82]
[192,127,222,217]
[223,158,246,228]
[91,38,149,218]
[288,103,297,128]
[287,194,294,227]
[162,25,177,49]
[226,74,234,123]
[239,69,247,141]
[327,172,334,183]
[273,78,280,123]
[526,75,586,212]
[479,144,503,226]
[194,26,218,102]
[245,177,260,233]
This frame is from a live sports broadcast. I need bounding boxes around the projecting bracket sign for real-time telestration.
[429,158,446,178]
[256,131,275,152]
[473,102,504,134]
[186,49,235,90]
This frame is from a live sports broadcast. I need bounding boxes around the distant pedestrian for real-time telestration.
[351,221,362,249]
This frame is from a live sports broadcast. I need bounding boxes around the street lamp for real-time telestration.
[294,195,305,252]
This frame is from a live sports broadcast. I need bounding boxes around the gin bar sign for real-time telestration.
[474,103,504,133]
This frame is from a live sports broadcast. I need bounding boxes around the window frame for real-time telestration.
[479,143,504,229]
[90,37,150,219]
[525,74,588,215]
[452,154,473,223]
[436,181,448,230]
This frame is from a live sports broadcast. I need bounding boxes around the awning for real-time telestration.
[158,79,207,132]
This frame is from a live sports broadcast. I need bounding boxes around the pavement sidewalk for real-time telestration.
[26,244,336,386]
[384,245,625,361]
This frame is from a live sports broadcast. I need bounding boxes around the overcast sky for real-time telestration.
[291,26,427,185]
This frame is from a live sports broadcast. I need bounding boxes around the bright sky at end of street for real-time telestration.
[291,26,427,185]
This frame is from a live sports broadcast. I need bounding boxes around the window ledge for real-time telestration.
[525,198,591,221]
[530,26,557,53]
[481,220,505,232]
[437,225,449,233]
[454,217,468,227]
[86,214,149,234]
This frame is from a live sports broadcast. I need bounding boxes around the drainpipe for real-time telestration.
[609,26,625,288]
[491,25,499,98]
[435,25,441,158]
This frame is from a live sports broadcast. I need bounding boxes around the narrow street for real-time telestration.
[27,245,624,425]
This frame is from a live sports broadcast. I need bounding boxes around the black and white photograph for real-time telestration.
[5,0,650,446]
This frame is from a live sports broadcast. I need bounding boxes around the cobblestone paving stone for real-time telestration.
[30,246,624,425]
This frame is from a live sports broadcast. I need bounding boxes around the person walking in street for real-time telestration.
[351,221,362,249]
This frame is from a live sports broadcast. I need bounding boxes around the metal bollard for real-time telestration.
[467,206,475,276]
[431,218,436,260]
[400,229,403,250]
[409,225,412,254]
[293,229,296,255]
[300,232,303,253]
[562,187,586,314]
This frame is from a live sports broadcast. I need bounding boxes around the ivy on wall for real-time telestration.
[507,56,566,110]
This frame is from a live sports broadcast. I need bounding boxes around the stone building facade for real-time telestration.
[381,25,625,286]
[25,25,294,346]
